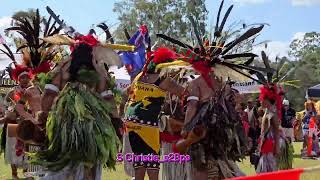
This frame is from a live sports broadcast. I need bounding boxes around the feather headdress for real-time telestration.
[0,38,32,81]
[258,51,300,89]
[156,0,271,88]
[256,51,286,121]
[5,9,63,76]
[10,65,32,82]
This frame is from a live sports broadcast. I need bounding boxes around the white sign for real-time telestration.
[232,80,262,94]
[115,79,131,92]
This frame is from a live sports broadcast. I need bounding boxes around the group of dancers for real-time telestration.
[0,1,293,180]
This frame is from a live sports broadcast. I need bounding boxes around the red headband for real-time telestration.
[259,84,283,121]
[10,65,32,82]
[70,34,99,52]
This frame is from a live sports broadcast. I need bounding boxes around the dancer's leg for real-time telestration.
[134,167,146,180]
[146,169,159,180]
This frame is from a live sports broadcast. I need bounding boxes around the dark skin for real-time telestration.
[0,75,31,180]
[178,73,223,180]
[182,72,222,135]
[37,54,122,180]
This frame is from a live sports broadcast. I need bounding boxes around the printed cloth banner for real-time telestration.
[115,79,131,92]
[226,168,304,180]
[231,80,262,94]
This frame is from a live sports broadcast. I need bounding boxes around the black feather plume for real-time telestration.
[97,23,114,44]
[222,53,257,59]
[156,34,194,50]
[222,25,264,55]
[188,16,204,52]
[215,0,225,35]
[124,28,131,40]
[218,5,234,34]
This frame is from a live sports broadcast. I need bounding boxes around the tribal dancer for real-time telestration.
[123,47,186,180]
[256,84,282,173]
[4,10,60,142]
[0,64,31,180]
[255,52,293,172]
[1,10,64,178]
[118,25,150,179]
[25,32,135,179]
[156,1,271,179]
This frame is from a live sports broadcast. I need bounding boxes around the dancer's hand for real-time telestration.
[192,125,207,140]
[168,118,184,133]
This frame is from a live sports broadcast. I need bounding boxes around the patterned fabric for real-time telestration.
[124,73,166,169]
[5,131,26,167]
[257,109,278,173]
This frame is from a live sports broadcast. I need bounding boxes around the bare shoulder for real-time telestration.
[187,77,202,96]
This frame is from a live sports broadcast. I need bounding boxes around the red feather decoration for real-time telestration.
[152,47,177,64]
[259,84,283,121]
[192,61,213,88]
[32,61,52,75]
[70,34,99,52]
[10,65,32,82]
[139,25,148,34]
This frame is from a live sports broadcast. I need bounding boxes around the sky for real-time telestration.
[0,0,319,75]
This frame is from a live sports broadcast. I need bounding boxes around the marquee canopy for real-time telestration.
[307,84,320,98]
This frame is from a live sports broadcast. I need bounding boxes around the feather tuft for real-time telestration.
[152,47,177,64]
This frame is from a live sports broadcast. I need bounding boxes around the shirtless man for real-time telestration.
[176,72,247,180]
[0,70,31,180]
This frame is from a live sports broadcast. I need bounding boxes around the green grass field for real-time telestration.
[0,142,319,180]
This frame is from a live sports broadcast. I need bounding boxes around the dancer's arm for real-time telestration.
[183,81,199,127]
[38,60,70,125]
[119,86,130,118]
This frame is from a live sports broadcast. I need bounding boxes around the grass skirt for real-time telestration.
[31,83,121,173]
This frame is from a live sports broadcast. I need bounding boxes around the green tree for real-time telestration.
[289,32,320,59]
[285,32,320,110]
[113,0,207,43]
